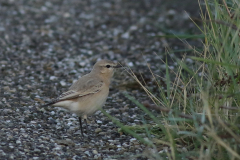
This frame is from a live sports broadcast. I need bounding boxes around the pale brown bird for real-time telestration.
[42,60,121,136]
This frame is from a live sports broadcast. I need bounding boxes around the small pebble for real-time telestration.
[95,128,102,133]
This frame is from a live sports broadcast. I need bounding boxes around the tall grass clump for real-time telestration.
[102,0,240,159]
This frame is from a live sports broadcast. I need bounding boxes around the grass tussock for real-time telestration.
[102,0,240,159]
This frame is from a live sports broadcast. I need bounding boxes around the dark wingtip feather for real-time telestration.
[40,101,56,107]
[39,97,61,107]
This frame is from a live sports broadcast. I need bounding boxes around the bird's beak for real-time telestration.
[113,64,122,68]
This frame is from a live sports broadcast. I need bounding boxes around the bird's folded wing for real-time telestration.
[51,80,104,103]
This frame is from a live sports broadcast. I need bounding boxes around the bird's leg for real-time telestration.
[83,115,88,133]
[78,117,84,136]
[84,119,88,133]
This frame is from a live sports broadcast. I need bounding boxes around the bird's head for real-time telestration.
[92,60,121,78]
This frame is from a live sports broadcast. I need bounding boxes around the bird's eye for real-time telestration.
[106,65,111,68]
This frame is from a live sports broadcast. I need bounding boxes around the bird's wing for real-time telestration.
[43,79,104,106]
[58,90,80,99]
[60,79,104,100]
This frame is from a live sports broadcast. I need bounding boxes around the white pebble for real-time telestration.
[92,150,98,154]
[60,81,66,86]
[130,25,138,31]
[96,120,102,124]
[79,62,86,66]
[128,62,133,67]
[121,32,130,39]
[84,151,91,156]
[50,76,57,80]
[130,138,137,142]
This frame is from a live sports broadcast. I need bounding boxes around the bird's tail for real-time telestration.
[40,101,57,107]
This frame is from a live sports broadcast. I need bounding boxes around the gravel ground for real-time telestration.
[0,0,201,159]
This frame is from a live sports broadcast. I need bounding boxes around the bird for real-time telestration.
[41,59,122,136]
